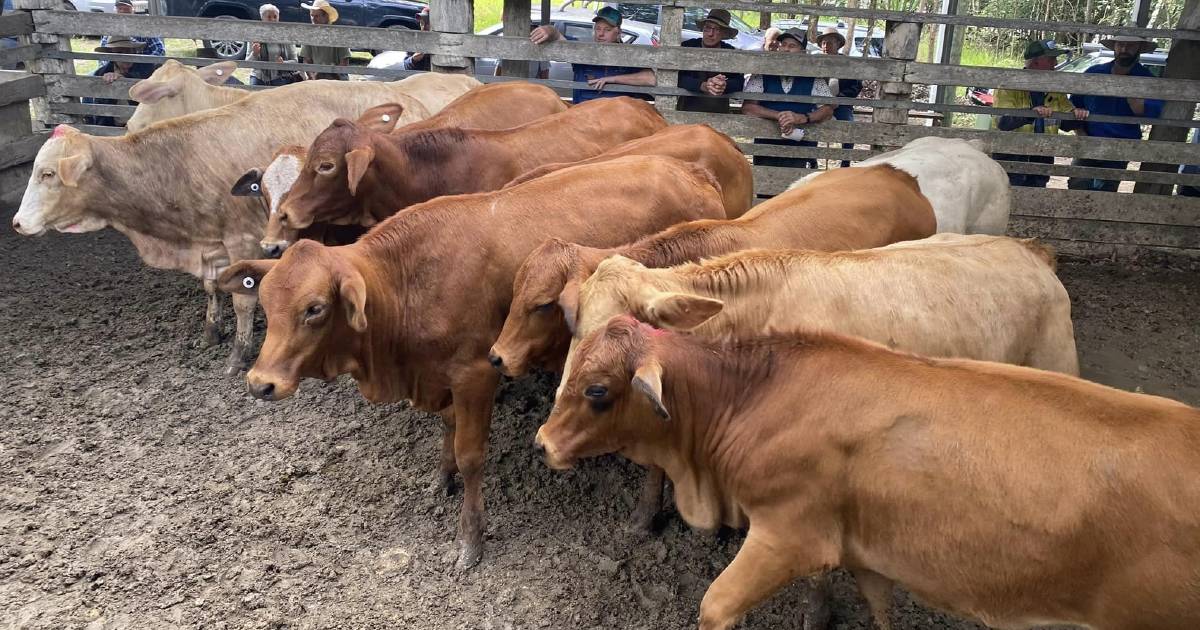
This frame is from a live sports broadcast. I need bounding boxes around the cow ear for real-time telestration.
[198,61,238,85]
[57,150,93,188]
[632,359,669,421]
[344,146,374,196]
[644,292,724,331]
[128,76,184,103]
[217,259,277,295]
[558,276,582,336]
[338,270,368,332]
[231,168,263,197]
[356,103,404,133]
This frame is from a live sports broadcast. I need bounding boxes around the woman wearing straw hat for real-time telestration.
[816,26,861,167]
[299,0,351,80]
[1065,33,1164,191]
[677,9,745,114]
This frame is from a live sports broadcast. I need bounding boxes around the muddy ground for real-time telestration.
[1,224,1197,630]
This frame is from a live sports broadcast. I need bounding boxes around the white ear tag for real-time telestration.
[250,183,260,192]
[242,276,256,289]
[215,69,224,76]
[381,114,391,122]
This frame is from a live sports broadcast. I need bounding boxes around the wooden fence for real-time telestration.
[4,0,1200,258]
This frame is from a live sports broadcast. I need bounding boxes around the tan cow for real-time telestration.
[275,96,667,236]
[504,124,754,219]
[215,155,727,569]
[242,83,569,256]
[126,60,479,132]
[574,235,1078,374]
[540,316,1200,630]
[12,75,477,372]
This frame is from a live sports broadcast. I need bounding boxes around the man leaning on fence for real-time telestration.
[1066,34,1164,192]
[989,39,1074,188]
[299,0,351,80]
[676,9,745,114]
[742,28,835,170]
[529,6,655,104]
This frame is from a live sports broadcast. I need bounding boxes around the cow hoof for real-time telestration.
[430,470,458,496]
[456,540,483,570]
[201,327,222,348]
[625,508,657,536]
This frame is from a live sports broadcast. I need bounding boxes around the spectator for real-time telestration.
[99,0,164,57]
[762,27,782,52]
[676,9,745,114]
[816,26,861,167]
[742,28,834,170]
[299,0,351,80]
[530,6,655,104]
[247,4,300,86]
[85,36,155,126]
[1066,34,1164,192]
[1179,128,1199,198]
[401,6,431,72]
[990,39,1074,188]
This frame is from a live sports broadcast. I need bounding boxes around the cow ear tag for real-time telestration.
[215,69,223,76]
[381,114,391,122]
[242,276,256,290]
[250,183,259,192]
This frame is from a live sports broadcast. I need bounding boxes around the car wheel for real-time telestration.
[204,15,246,61]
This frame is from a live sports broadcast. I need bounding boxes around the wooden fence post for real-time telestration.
[654,6,683,113]
[1133,0,1199,195]
[874,20,921,128]
[499,0,531,79]
[431,0,474,74]
[14,0,76,129]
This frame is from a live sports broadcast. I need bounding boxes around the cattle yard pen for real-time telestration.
[2,0,1200,259]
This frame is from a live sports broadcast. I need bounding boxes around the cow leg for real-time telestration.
[851,569,894,630]
[450,362,500,570]
[202,280,225,347]
[432,406,459,496]
[699,529,832,630]
[628,465,665,533]
[226,292,257,375]
[800,574,833,630]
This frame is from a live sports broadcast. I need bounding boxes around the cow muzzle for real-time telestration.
[12,217,46,237]
[246,369,297,401]
[260,239,290,259]
[534,427,573,470]
[487,345,523,378]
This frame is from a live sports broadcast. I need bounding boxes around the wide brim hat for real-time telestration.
[815,26,846,48]
[1099,34,1156,54]
[301,0,339,23]
[97,36,147,53]
[698,9,738,40]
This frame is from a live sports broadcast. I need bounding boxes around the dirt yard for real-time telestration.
[1,225,1197,630]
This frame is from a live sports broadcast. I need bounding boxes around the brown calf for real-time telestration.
[540,316,1200,630]
[216,155,725,569]
[276,96,666,237]
[505,124,754,219]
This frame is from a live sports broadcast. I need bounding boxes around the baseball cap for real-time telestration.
[593,6,622,27]
[777,27,805,45]
[1024,39,1068,60]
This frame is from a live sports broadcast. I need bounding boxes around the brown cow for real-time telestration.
[539,316,1200,630]
[236,83,569,256]
[275,96,666,237]
[216,155,726,569]
[504,124,754,219]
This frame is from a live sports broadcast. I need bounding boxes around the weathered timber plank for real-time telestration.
[0,71,45,107]
[1011,187,1200,226]
[998,160,1200,187]
[0,131,48,170]
[1,162,34,209]
[906,61,1200,102]
[613,0,1200,41]
[51,101,134,118]
[70,123,125,136]
[0,11,33,37]
[666,112,1200,164]
[1031,237,1200,261]
[1008,215,1200,249]
[0,43,39,67]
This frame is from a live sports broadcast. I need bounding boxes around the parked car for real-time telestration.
[163,0,427,60]
[1055,48,1168,77]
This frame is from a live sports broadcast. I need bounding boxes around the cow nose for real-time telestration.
[248,381,276,400]
[532,436,545,454]
[12,218,22,233]
[488,351,504,370]
[262,243,283,258]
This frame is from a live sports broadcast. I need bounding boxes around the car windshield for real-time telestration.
[618,4,757,33]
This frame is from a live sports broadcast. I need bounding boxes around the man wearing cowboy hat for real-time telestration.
[677,9,745,114]
[1066,33,1164,191]
[299,0,351,80]
[84,35,157,126]
[990,39,1075,188]
[816,26,861,167]
[742,27,835,170]
[530,6,655,104]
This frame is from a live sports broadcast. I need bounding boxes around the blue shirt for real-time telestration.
[1069,61,1164,139]
[570,63,649,104]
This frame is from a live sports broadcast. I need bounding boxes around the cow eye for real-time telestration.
[304,304,326,320]
[40,169,55,181]
[316,162,335,174]
[534,302,555,313]
[585,385,608,399]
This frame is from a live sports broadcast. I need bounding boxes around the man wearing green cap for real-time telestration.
[989,39,1074,188]
[530,6,655,104]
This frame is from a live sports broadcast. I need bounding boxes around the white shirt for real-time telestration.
[744,74,833,97]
